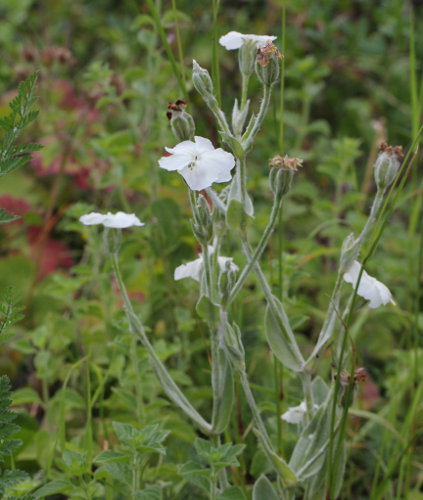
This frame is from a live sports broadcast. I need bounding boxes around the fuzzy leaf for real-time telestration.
[253,476,282,500]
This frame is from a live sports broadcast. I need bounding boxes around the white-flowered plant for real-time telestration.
[219,31,277,50]
[80,28,404,500]
[158,136,235,191]
[343,260,396,309]
[80,211,144,228]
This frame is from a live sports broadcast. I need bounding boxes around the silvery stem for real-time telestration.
[227,191,283,306]
[111,251,213,435]
[242,84,272,150]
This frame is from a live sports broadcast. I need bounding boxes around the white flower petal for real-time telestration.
[343,260,395,309]
[201,148,236,179]
[79,212,107,225]
[178,163,216,191]
[219,31,277,50]
[175,250,237,282]
[159,137,235,191]
[281,402,307,424]
[168,140,199,155]
[102,212,144,228]
[194,136,215,152]
[217,256,238,274]
[158,153,191,172]
[80,211,144,229]
[219,31,245,50]
[174,256,204,281]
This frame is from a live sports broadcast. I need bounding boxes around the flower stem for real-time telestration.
[227,192,283,305]
[242,84,272,149]
[110,251,213,435]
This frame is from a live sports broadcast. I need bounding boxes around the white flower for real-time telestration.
[219,31,277,50]
[281,402,307,424]
[79,211,144,229]
[159,136,235,191]
[343,260,396,309]
[174,246,238,282]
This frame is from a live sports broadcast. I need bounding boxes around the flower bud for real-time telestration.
[224,322,245,371]
[232,98,250,136]
[192,60,215,101]
[268,155,302,196]
[255,42,282,87]
[191,193,213,243]
[103,227,121,255]
[373,142,403,190]
[238,39,257,77]
[167,100,195,142]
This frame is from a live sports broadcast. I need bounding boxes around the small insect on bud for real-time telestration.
[268,154,303,196]
[374,142,403,190]
[192,60,215,101]
[255,42,283,87]
[166,100,195,142]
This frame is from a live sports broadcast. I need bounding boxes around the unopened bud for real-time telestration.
[192,60,214,101]
[232,98,250,136]
[268,155,302,196]
[255,42,282,87]
[238,39,257,77]
[191,194,213,243]
[167,100,195,142]
[103,227,121,255]
[374,142,403,190]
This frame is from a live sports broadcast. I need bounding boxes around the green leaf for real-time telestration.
[194,438,245,471]
[253,476,282,500]
[93,450,127,464]
[217,486,247,500]
[289,390,339,481]
[179,460,210,492]
[196,295,220,320]
[12,387,42,406]
[112,422,169,455]
[0,208,19,224]
[94,462,131,485]
[33,479,73,498]
[136,485,162,500]
[211,347,234,434]
[264,297,304,372]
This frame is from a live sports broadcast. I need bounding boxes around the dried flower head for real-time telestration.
[167,100,188,119]
[269,155,303,171]
[256,41,283,66]
[378,142,404,158]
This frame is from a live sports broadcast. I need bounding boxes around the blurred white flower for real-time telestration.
[219,31,277,50]
[343,260,396,309]
[159,136,235,191]
[174,246,238,282]
[281,402,307,424]
[80,211,144,229]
